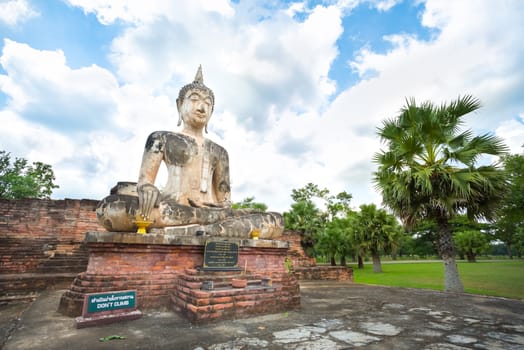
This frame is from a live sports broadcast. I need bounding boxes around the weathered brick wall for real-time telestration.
[0,198,103,274]
[277,231,317,268]
[294,266,353,281]
[278,231,354,282]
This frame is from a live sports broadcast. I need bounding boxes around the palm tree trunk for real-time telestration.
[330,256,336,266]
[371,251,382,273]
[357,255,364,269]
[436,217,464,292]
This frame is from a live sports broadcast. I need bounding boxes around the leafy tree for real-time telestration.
[232,196,267,211]
[512,229,524,258]
[454,230,490,262]
[325,191,353,219]
[313,189,355,265]
[317,219,343,266]
[284,200,326,255]
[316,216,355,266]
[408,220,439,258]
[0,151,59,199]
[373,95,508,292]
[351,204,403,272]
[284,183,353,257]
[290,183,330,203]
[449,215,493,260]
[409,215,490,259]
[495,153,524,258]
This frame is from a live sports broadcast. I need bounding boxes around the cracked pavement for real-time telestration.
[2,281,523,349]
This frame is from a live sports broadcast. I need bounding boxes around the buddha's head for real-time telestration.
[177,66,215,132]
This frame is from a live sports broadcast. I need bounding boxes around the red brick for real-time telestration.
[210,296,233,304]
[211,303,234,311]
[235,300,256,308]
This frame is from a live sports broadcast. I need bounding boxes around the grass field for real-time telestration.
[349,260,524,300]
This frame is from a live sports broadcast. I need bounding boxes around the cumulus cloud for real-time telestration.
[0,38,177,201]
[495,116,524,154]
[0,0,38,26]
[67,0,234,25]
[0,39,119,132]
[1,0,522,213]
[294,0,524,208]
[70,1,342,132]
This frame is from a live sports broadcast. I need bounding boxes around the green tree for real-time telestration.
[314,189,355,266]
[453,230,490,262]
[512,229,524,258]
[284,183,353,257]
[284,200,325,255]
[450,215,492,260]
[352,204,403,272]
[373,95,508,292]
[317,216,354,266]
[290,183,330,203]
[317,220,342,266]
[0,151,59,199]
[495,153,524,258]
[232,196,268,211]
[408,220,439,258]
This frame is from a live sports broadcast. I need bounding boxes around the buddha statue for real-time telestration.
[96,66,283,239]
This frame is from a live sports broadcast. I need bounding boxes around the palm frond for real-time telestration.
[373,95,508,230]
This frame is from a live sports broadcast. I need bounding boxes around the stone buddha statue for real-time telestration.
[96,66,283,239]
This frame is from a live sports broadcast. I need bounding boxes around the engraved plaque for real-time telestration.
[203,240,240,271]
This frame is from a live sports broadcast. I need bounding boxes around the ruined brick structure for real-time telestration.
[1,199,351,311]
[0,199,103,300]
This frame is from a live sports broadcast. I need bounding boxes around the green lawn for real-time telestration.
[349,260,524,300]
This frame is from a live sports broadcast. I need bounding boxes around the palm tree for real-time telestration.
[318,217,353,266]
[352,204,402,272]
[373,95,508,292]
[284,200,326,255]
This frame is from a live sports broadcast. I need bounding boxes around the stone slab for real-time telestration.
[74,309,142,329]
[84,231,289,249]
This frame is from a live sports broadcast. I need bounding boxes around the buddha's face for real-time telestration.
[180,89,213,129]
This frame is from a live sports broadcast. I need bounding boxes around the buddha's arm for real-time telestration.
[211,151,232,208]
[137,132,164,219]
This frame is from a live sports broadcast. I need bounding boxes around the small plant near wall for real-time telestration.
[285,257,294,273]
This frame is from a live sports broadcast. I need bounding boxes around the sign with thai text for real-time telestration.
[203,240,240,270]
[84,290,137,315]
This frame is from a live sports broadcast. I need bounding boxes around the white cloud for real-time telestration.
[67,0,234,25]
[1,0,523,214]
[495,116,524,154]
[97,2,342,131]
[0,38,177,201]
[0,39,119,132]
[0,0,38,26]
[346,0,524,132]
[368,0,402,12]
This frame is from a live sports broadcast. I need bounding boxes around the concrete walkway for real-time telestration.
[1,281,523,349]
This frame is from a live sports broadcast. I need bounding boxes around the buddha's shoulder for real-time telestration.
[146,131,197,144]
[204,139,228,156]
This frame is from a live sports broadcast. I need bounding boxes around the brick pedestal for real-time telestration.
[172,269,300,323]
[58,232,300,321]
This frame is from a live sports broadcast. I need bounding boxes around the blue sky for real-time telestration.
[1,0,523,212]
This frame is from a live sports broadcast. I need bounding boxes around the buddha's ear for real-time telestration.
[176,98,183,126]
